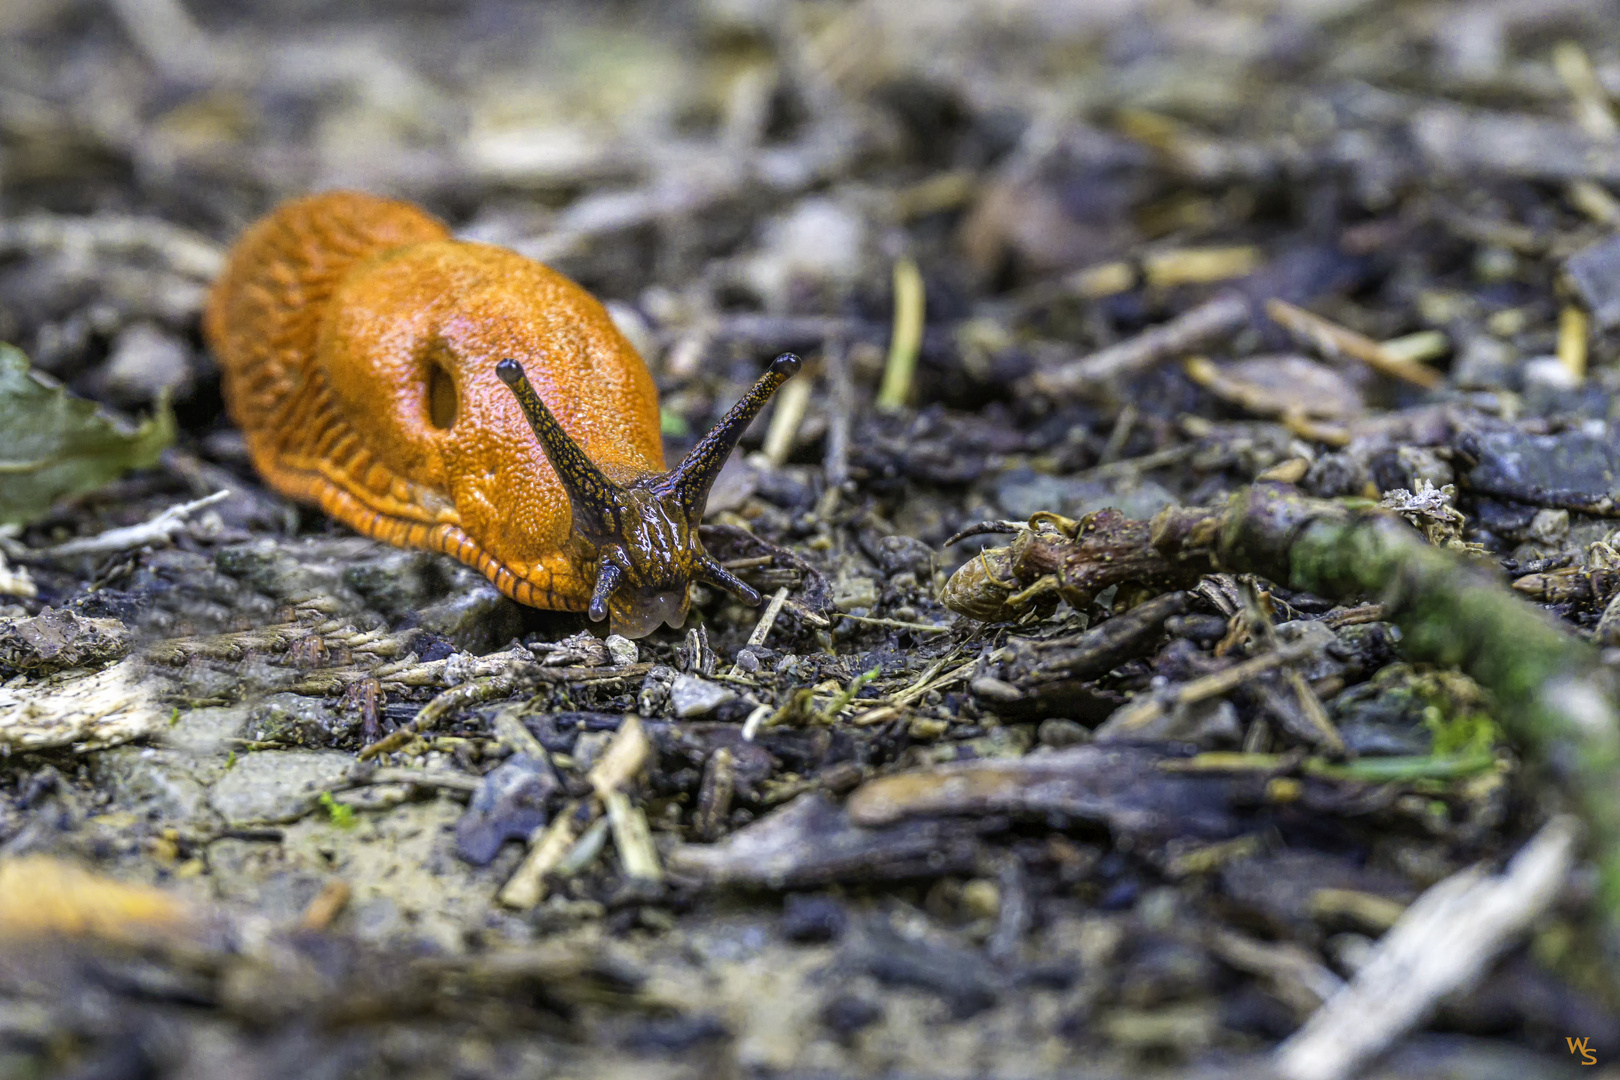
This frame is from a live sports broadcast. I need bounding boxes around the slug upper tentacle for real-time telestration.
[657,353,802,522]
[495,354,800,638]
[205,190,797,639]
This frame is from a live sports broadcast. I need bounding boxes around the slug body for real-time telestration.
[205,192,796,638]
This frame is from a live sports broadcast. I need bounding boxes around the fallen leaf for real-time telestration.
[0,343,174,525]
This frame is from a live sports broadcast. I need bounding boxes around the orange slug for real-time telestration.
[204,191,798,638]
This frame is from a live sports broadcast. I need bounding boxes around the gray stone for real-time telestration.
[871,535,934,578]
[91,746,215,825]
[454,753,558,865]
[1527,508,1571,545]
[994,468,1079,521]
[832,572,878,613]
[605,634,638,666]
[345,548,523,653]
[1037,717,1090,749]
[208,750,352,826]
[638,665,676,716]
[162,705,251,757]
[243,692,355,747]
[415,573,523,654]
[1460,422,1620,513]
[671,673,737,718]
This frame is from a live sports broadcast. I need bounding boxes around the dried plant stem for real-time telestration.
[1266,299,1442,390]
[761,373,812,467]
[877,257,925,412]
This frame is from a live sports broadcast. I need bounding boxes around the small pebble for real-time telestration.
[819,994,883,1038]
[781,893,847,943]
[960,878,1001,919]
[1038,717,1090,748]
[669,673,736,718]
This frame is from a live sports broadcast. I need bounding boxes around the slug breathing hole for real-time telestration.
[427,359,458,430]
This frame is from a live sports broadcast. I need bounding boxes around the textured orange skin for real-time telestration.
[204,191,666,612]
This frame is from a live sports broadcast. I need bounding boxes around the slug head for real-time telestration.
[495,353,800,638]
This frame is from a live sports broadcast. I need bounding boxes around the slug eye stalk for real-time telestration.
[655,352,801,519]
[496,354,800,637]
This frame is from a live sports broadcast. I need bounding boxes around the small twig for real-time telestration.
[604,790,662,882]
[1554,41,1619,139]
[1098,404,1137,466]
[721,555,776,571]
[108,0,225,80]
[1283,667,1345,753]
[298,880,352,932]
[740,703,772,742]
[0,212,224,279]
[243,765,483,826]
[1321,603,1386,629]
[585,715,651,800]
[1266,299,1442,390]
[876,256,925,412]
[1207,927,1343,1015]
[836,612,953,634]
[1559,304,1589,383]
[692,748,736,840]
[333,766,481,796]
[1274,815,1579,1080]
[44,491,229,558]
[1244,580,1346,755]
[882,656,974,709]
[1143,246,1261,289]
[500,716,655,907]
[491,707,549,761]
[743,586,791,649]
[783,599,831,628]
[1569,179,1620,225]
[555,816,612,877]
[1031,291,1249,398]
[1075,444,1195,483]
[359,672,522,760]
[0,552,35,599]
[498,801,590,910]
[1097,639,1318,738]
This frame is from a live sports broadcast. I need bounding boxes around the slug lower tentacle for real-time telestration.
[205,190,800,638]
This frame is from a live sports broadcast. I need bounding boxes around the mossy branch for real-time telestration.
[1158,485,1620,911]
[948,484,1620,934]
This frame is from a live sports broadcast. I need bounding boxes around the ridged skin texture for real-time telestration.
[204,191,666,612]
